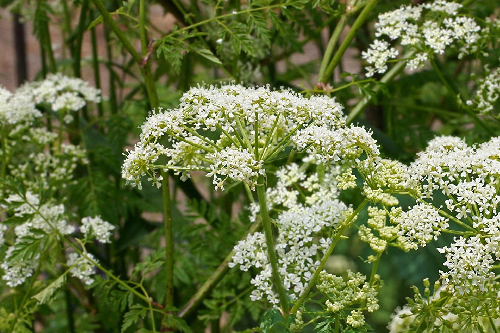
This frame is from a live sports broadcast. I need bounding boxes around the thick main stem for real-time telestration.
[90,27,104,118]
[318,14,348,83]
[161,170,174,307]
[91,0,159,107]
[256,175,289,315]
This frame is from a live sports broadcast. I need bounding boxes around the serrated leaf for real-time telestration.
[1,215,31,226]
[156,40,184,74]
[8,235,44,262]
[121,304,148,333]
[224,21,255,55]
[260,308,287,333]
[32,274,66,304]
[191,45,222,65]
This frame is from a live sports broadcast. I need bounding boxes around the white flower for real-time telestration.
[467,68,500,115]
[361,40,398,77]
[0,223,7,246]
[1,247,39,287]
[67,252,98,285]
[22,73,101,107]
[407,53,427,71]
[438,236,496,294]
[388,306,415,333]
[423,1,462,15]
[52,91,86,112]
[81,216,115,243]
[206,147,264,190]
[0,86,41,125]
[122,84,360,191]
[363,1,485,76]
[392,203,448,249]
[229,163,349,304]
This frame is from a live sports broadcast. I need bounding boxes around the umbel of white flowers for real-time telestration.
[122,84,378,190]
[362,0,486,77]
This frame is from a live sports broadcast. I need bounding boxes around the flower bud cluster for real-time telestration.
[388,280,500,332]
[317,270,379,328]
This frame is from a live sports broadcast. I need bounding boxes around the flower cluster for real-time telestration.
[362,1,486,77]
[81,216,115,243]
[317,270,379,328]
[122,84,379,191]
[1,247,39,287]
[20,73,101,112]
[1,78,91,197]
[10,142,89,192]
[4,192,75,238]
[390,203,448,250]
[394,136,500,293]
[0,86,41,126]
[1,191,111,287]
[67,252,98,285]
[467,67,500,116]
[229,163,348,304]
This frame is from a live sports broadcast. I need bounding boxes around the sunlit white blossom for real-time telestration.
[67,252,98,285]
[81,216,115,243]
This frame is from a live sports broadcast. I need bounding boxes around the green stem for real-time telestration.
[0,126,8,181]
[322,0,380,82]
[438,209,476,231]
[8,263,43,333]
[37,0,56,72]
[104,26,118,113]
[161,170,174,307]
[64,287,76,333]
[91,0,142,63]
[73,0,88,78]
[177,219,262,318]
[290,199,368,314]
[263,122,303,161]
[90,27,104,118]
[256,175,290,315]
[91,0,159,108]
[58,110,64,153]
[61,0,71,59]
[461,0,475,7]
[235,115,252,150]
[139,0,148,55]
[318,14,348,83]
[429,57,493,135]
[346,51,416,124]
[369,252,382,285]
